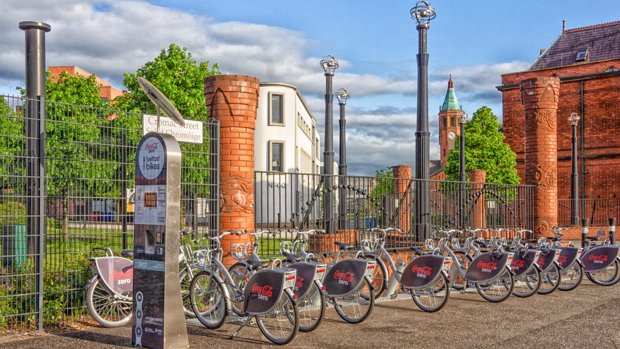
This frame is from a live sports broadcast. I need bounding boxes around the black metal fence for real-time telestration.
[255,171,536,257]
[558,198,620,226]
[0,95,219,334]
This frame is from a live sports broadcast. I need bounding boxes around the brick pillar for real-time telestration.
[393,165,412,232]
[205,75,260,267]
[469,169,486,230]
[521,77,560,238]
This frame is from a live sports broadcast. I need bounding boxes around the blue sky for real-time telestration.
[0,0,618,175]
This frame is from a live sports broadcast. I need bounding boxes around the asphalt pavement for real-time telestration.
[0,279,618,349]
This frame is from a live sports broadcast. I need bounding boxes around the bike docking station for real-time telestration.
[132,77,189,349]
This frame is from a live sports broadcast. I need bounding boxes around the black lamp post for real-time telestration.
[569,112,580,225]
[411,1,436,239]
[337,88,350,230]
[458,112,467,228]
[320,55,339,233]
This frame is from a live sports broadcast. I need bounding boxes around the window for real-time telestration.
[269,93,284,125]
[575,48,589,62]
[443,117,447,129]
[269,141,284,172]
[450,117,455,127]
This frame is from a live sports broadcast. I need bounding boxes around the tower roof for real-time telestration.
[440,75,461,111]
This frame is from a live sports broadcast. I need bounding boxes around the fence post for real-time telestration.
[19,20,51,333]
[581,217,589,248]
[608,217,616,244]
[121,131,127,249]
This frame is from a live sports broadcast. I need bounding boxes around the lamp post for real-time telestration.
[337,88,350,230]
[458,111,467,228]
[569,112,580,225]
[320,55,339,233]
[411,1,436,239]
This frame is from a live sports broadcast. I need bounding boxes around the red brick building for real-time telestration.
[498,21,620,228]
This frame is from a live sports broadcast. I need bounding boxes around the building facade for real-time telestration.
[498,21,620,227]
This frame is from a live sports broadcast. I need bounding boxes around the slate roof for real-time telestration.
[530,21,620,70]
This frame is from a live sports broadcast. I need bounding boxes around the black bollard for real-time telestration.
[581,218,589,248]
[609,217,616,245]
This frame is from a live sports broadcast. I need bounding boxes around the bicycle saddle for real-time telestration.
[411,247,432,255]
[121,249,134,258]
[334,241,354,250]
[585,236,599,241]
[282,251,302,263]
[476,240,490,248]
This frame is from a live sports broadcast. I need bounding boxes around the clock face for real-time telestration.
[448,131,456,140]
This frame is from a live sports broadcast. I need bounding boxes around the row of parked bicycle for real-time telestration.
[85,226,620,345]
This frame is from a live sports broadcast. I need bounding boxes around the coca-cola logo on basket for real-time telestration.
[477,261,497,273]
[295,276,304,290]
[537,256,545,267]
[333,269,354,285]
[411,264,433,278]
[589,254,609,264]
[511,259,525,269]
[558,255,568,266]
[252,284,273,301]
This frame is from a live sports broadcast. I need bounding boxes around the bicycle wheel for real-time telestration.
[448,251,471,290]
[558,262,583,291]
[180,267,200,317]
[475,268,514,303]
[190,270,228,329]
[256,291,299,345]
[228,262,252,315]
[297,283,326,332]
[512,268,540,298]
[86,278,132,328]
[332,278,375,324]
[586,259,620,286]
[362,255,387,299]
[538,264,561,295]
[410,273,450,312]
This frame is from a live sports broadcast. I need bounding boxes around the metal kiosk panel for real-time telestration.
[132,132,189,349]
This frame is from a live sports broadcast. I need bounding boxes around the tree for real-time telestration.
[45,71,113,236]
[370,167,394,227]
[444,106,519,185]
[0,98,24,192]
[113,44,220,202]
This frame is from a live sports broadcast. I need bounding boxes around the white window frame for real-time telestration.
[268,93,285,126]
[269,140,285,172]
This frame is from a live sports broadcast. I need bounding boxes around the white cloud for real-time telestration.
[0,0,528,175]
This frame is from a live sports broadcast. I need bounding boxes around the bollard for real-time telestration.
[581,218,589,248]
[609,217,616,245]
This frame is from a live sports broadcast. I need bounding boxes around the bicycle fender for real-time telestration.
[364,275,376,291]
[440,270,451,284]
[284,288,297,306]
[506,265,515,276]
[84,275,99,290]
[204,270,232,313]
[314,279,326,295]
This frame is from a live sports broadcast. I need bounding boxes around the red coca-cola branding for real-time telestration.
[252,283,273,299]
[144,142,159,152]
[558,255,568,265]
[589,254,609,263]
[537,256,545,267]
[333,270,354,283]
[411,264,433,278]
[511,259,525,269]
[295,276,305,290]
[477,261,498,272]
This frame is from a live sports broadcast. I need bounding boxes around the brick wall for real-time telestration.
[501,59,620,228]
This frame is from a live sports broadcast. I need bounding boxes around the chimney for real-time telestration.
[539,49,546,56]
[562,20,566,33]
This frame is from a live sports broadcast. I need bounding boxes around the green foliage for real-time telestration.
[0,201,26,225]
[0,98,25,192]
[114,43,220,195]
[371,168,395,226]
[445,106,520,185]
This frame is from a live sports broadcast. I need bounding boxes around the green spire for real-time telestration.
[440,75,460,111]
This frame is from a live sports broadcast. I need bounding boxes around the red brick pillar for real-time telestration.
[469,170,487,230]
[393,165,412,232]
[520,77,560,238]
[205,75,260,267]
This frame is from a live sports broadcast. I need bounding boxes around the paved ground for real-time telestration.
[1,279,619,349]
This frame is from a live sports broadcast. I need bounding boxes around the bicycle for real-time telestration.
[360,227,452,312]
[505,232,542,297]
[189,231,299,345]
[85,230,203,327]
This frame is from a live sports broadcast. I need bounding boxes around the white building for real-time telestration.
[254,83,322,227]
[254,83,321,174]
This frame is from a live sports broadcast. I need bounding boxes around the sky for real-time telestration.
[0,0,618,175]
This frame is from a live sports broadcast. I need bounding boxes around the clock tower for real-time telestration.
[438,75,462,166]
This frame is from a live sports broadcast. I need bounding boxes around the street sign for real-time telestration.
[142,114,203,144]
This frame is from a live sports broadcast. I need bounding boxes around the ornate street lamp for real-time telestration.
[411,1,436,239]
[569,112,580,225]
[320,55,339,233]
[337,88,350,229]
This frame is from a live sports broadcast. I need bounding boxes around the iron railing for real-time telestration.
[255,171,536,257]
[559,198,620,226]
